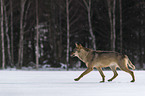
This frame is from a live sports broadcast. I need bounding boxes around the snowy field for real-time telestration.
[0,70,145,96]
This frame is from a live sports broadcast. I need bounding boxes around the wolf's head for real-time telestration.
[71,43,83,57]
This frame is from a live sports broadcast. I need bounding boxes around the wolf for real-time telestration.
[71,43,135,82]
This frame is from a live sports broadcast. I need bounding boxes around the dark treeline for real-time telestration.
[0,0,145,69]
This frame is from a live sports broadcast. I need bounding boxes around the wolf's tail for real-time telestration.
[125,55,135,70]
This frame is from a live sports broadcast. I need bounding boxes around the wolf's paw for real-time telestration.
[74,78,79,81]
[100,81,105,83]
[130,80,135,82]
[108,79,112,82]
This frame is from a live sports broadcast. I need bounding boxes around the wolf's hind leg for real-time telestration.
[120,66,135,82]
[96,67,105,83]
[108,66,118,82]
[119,59,135,82]
[74,68,93,81]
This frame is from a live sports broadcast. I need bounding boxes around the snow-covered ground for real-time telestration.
[0,70,144,96]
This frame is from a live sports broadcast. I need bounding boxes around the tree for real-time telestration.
[83,0,96,50]
[4,1,13,67]
[66,0,70,70]
[119,0,122,53]
[1,0,5,69]
[17,0,27,68]
[10,0,14,66]
[107,0,116,51]
[48,0,61,66]
[35,0,39,69]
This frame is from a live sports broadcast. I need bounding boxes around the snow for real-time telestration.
[0,70,145,96]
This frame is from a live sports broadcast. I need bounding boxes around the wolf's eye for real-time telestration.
[73,48,80,52]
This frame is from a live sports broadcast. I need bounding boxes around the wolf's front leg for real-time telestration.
[74,68,93,81]
[96,67,105,82]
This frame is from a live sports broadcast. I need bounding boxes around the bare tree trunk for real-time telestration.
[66,0,70,70]
[10,0,14,66]
[139,18,144,68]
[83,0,96,50]
[36,0,39,69]
[107,0,116,51]
[119,0,122,53]
[18,0,26,68]
[107,0,113,47]
[1,0,5,69]
[49,0,57,64]
[58,6,62,62]
[112,0,116,51]
[4,3,13,67]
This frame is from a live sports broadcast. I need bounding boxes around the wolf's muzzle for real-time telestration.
[71,52,75,57]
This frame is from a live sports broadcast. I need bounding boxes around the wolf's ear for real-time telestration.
[75,43,78,47]
[79,44,82,47]
[75,43,83,48]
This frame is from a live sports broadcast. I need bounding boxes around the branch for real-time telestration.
[70,5,80,22]
[68,0,73,5]
[83,0,89,9]
[24,1,31,28]
[70,16,80,26]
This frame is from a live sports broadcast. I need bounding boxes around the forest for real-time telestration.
[0,0,145,70]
